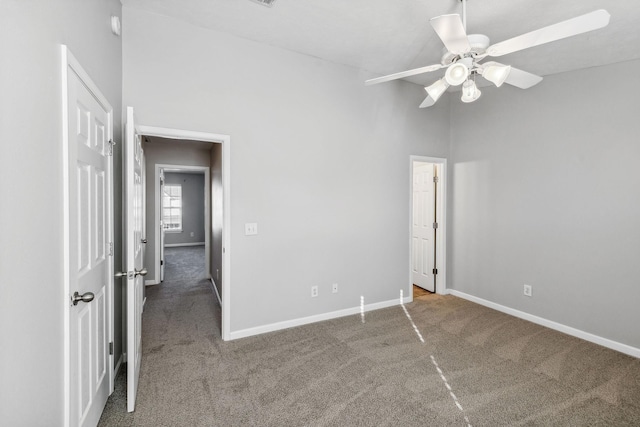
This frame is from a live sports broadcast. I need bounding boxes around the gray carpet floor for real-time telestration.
[99,246,640,426]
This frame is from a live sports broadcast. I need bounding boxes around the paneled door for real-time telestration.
[125,107,146,412]
[412,163,435,292]
[65,47,114,427]
[160,169,166,282]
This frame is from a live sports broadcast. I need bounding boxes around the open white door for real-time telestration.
[159,169,166,282]
[412,163,436,292]
[124,106,146,412]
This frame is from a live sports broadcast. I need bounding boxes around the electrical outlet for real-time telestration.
[311,286,318,297]
[190,231,194,237]
[524,284,532,297]
[332,283,338,293]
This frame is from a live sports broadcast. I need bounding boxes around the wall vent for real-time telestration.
[249,0,276,7]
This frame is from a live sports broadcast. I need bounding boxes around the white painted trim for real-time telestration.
[164,242,205,248]
[228,297,412,341]
[209,278,222,307]
[61,45,115,427]
[448,290,640,359]
[409,156,448,298]
[154,164,210,285]
[139,125,232,341]
[61,45,70,427]
[138,126,221,143]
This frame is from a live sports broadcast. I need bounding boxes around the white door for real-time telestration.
[412,163,435,292]
[160,170,166,282]
[65,52,113,427]
[125,106,146,412]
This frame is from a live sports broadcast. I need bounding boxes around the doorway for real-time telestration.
[155,165,210,286]
[137,126,231,340]
[410,156,447,298]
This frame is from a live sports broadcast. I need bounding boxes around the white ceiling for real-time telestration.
[122,0,640,87]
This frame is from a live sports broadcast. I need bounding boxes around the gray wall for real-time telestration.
[449,59,640,349]
[210,143,224,297]
[164,172,206,245]
[123,7,451,333]
[0,0,123,424]
[143,139,212,282]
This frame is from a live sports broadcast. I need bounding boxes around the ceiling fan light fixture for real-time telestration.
[483,64,512,87]
[425,78,450,102]
[461,79,481,103]
[445,62,469,86]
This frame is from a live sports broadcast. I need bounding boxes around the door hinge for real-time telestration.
[433,176,439,183]
[433,268,438,275]
[109,342,114,355]
[433,222,438,229]
[108,242,114,257]
[160,260,163,266]
[107,139,116,156]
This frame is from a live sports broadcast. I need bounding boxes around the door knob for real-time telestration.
[72,291,94,306]
[115,269,147,278]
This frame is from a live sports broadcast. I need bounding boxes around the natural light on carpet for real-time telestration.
[430,355,473,427]
[399,289,473,426]
[399,289,425,343]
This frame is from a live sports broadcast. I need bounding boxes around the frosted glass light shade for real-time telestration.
[425,78,450,102]
[445,62,469,86]
[483,64,512,87]
[461,80,481,103]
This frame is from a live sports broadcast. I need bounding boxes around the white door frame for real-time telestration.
[409,156,447,298]
[154,164,211,285]
[137,125,231,341]
[61,45,115,426]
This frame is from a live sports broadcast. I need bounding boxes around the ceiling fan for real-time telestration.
[365,0,610,108]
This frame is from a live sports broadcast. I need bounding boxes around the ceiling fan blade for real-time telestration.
[365,64,444,86]
[430,14,471,54]
[486,9,610,57]
[419,96,436,108]
[504,67,543,89]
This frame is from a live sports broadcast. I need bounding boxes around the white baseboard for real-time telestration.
[447,289,640,359]
[209,278,222,307]
[145,280,159,286]
[228,296,412,341]
[164,242,205,248]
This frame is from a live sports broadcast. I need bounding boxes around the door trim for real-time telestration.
[137,125,231,341]
[153,164,211,286]
[409,156,447,299]
[61,45,115,426]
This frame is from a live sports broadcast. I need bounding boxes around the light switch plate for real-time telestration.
[245,223,258,235]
